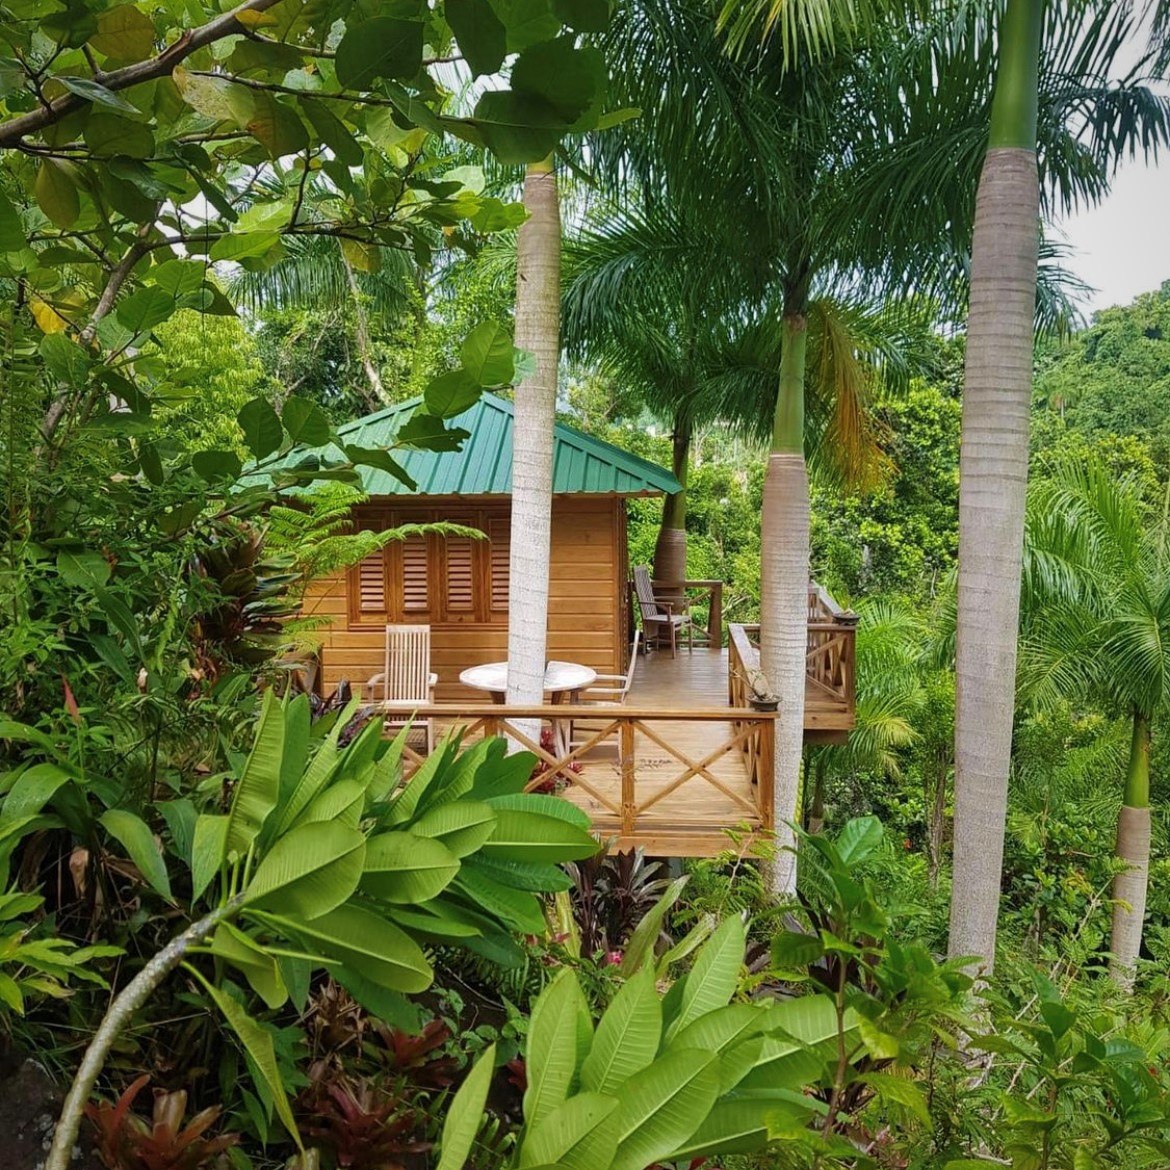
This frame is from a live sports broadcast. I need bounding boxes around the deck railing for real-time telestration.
[398,704,775,842]
[729,583,857,712]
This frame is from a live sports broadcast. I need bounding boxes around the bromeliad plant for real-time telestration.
[435,913,859,1170]
[46,690,600,1170]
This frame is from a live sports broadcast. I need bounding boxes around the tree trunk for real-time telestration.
[342,254,387,411]
[653,418,691,587]
[806,753,828,834]
[507,159,560,746]
[1110,710,1152,988]
[948,0,1043,975]
[760,311,809,896]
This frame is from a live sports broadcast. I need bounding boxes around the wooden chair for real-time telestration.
[570,631,641,751]
[366,624,438,751]
[632,566,697,658]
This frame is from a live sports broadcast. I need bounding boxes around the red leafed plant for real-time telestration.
[85,1074,239,1170]
[529,728,581,794]
[372,1018,459,1090]
[297,1064,429,1170]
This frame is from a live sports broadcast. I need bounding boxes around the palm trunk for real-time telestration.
[507,159,560,745]
[949,0,1043,974]
[1110,710,1152,988]
[653,418,691,586]
[760,310,809,896]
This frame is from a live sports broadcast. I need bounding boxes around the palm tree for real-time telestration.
[506,158,561,722]
[1020,458,1170,986]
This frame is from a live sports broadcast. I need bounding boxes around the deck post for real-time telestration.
[620,717,636,837]
[757,716,775,831]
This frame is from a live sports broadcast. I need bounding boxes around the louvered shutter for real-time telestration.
[400,532,431,616]
[443,531,477,621]
[349,512,390,626]
[488,514,509,616]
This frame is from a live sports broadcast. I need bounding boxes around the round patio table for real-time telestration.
[459,661,597,756]
[458,660,597,703]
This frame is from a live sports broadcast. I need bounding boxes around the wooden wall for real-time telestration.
[302,495,626,700]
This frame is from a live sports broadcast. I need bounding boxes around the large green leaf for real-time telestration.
[225,690,284,856]
[424,368,481,419]
[511,37,603,123]
[580,966,661,1095]
[190,814,229,901]
[281,398,331,447]
[99,809,172,899]
[244,821,365,919]
[618,876,688,976]
[469,89,565,166]
[0,188,24,251]
[361,831,460,903]
[205,983,301,1149]
[609,1048,720,1170]
[271,697,357,837]
[4,763,74,820]
[520,1092,620,1170]
[480,808,598,863]
[453,862,546,934]
[836,815,883,865]
[445,0,506,76]
[116,286,175,334]
[436,1043,496,1170]
[300,98,364,167]
[461,320,515,385]
[211,923,288,1010]
[665,914,745,1040]
[237,397,284,461]
[524,969,592,1130]
[411,800,496,857]
[297,778,366,828]
[335,17,424,88]
[670,1001,769,1056]
[35,160,79,228]
[667,1098,776,1161]
[277,903,432,992]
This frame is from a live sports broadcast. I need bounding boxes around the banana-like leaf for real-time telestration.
[226,690,284,856]
[415,734,493,812]
[519,1092,620,1170]
[436,1043,496,1170]
[276,692,311,809]
[466,746,536,799]
[669,1001,771,1055]
[366,722,407,805]
[297,778,366,828]
[484,792,591,827]
[361,830,460,903]
[665,914,745,1040]
[524,969,593,1130]
[411,799,497,857]
[667,1097,777,1161]
[210,922,288,1010]
[269,697,356,838]
[468,855,575,893]
[453,862,547,934]
[480,808,598,863]
[617,876,688,976]
[205,982,301,1150]
[190,814,228,901]
[388,902,484,939]
[580,966,662,1096]
[244,821,365,919]
[609,1048,720,1170]
[387,736,460,825]
[274,902,432,992]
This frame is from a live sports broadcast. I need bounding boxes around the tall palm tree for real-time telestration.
[1020,458,1170,986]
[507,158,561,723]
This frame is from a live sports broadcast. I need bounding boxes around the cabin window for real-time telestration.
[348,506,510,628]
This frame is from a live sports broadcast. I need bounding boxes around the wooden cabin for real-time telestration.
[294,393,677,698]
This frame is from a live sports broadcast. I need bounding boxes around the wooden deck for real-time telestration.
[408,631,854,857]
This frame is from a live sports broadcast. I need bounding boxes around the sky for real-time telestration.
[1060,154,1170,317]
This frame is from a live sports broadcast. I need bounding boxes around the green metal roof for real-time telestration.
[253,392,681,497]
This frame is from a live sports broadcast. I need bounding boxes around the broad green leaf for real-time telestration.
[668,1098,777,1161]
[240,90,309,158]
[480,808,598,862]
[436,1043,496,1170]
[424,368,480,419]
[190,814,228,900]
[665,914,745,1040]
[862,1072,930,1124]
[90,4,156,61]
[4,763,74,820]
[0,188,23,251]
[334,967,421,1031]
[210,231,281,263]
[610,1048,720,1170]
[445,0,506,76]
[211,923,288,1010]
[667,1001,770,1057]
[205,984,301,1149]
[282,397,331,446]
[461,320,514,385]
[469,854,574,893]
[771,929,825,968]
[580,966,661,1095]
[297,778,365,828]
[56,548,110,589]
[362,831,460,903]
[835,815,883,866]
[40,333,91,387]
[237,397,283,461]
[453,862,546,934]
[618,875,687,976]
[553,0,610,33]
[245,821,365,919]
[149,259,207,297]
[58,75,139,112]
[495,0,562,50]
[411,800,496,857]
[512,38,603,122]
[276,903,432,992]
[191,449,243,481]
[116,287,175,335]
[335,17,424,89]
[99,809,172,899]
[524,969,592,1130]
[271,697,358,836]
[225,690,284,856]
[300,99,364,167]
[84,112,154,158]
[520,1092,620,1170]
[470,89,565,166]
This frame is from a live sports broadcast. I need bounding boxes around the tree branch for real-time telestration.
[0,0,284,148]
